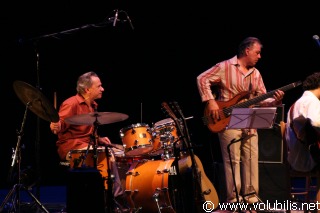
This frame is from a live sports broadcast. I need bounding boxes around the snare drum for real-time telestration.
[150,118,180,156]
[119,123,153,156]
[68,147,109,189]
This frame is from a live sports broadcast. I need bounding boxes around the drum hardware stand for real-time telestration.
[0,102,49,213]
[91,112,115,213]
[153,192,163,213]
[104,144,116,213]
[160,134,175,160]
[226,107,277,213]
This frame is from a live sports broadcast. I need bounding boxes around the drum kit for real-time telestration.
[3,80,193,213]
[66,117,187,213]
[64,113,188,213]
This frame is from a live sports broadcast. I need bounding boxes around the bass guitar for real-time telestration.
[203,81,302,133]
[162,101,219,208]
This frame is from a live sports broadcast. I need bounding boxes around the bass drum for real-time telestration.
[125,158,179,213]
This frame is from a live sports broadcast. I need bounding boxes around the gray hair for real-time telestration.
[237,37,262,57]
[76,71,98,94]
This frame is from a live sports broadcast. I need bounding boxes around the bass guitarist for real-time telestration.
[196,37,284,206]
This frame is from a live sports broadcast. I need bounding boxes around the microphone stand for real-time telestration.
[227,137,244,213]
[161,101,201,212]
[0,102,49,213]
[227,133,256,213]
[173,104,203,207]
[19,9,134,44]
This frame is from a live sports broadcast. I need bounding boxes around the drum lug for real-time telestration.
[163,168,170,173]
[157,168,170,174]
[127,171,140,176]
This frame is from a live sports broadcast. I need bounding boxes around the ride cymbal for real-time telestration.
[65,112,129,125]
[13,80,59,122]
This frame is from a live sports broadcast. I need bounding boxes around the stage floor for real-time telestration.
[0,185,66,212]
[0,185,317,213]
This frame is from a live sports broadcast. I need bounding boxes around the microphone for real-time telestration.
[113,9,118,27]
[312,35,320,47]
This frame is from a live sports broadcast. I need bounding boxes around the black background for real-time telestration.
[1,1,319,189]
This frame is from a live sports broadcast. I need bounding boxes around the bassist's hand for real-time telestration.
[206,99,220,120]
[273,90,284,104]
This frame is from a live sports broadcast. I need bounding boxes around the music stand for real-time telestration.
[227,107,277,130]
[226,107,276,212]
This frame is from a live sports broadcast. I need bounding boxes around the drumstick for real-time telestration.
[140,102,143,123]
[53,91,58,134]
[54,91,57,109]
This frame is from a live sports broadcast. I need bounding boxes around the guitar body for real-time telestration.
[204,91,250,133]
[179,154,219,209]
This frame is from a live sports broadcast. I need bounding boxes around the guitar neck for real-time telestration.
[227,81,302,113]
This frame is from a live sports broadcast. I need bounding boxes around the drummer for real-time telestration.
[49,71,128,211]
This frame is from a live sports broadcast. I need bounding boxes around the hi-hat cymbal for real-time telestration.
[65,112,129,125]
[13,80,59,122]
[106,143,124,151]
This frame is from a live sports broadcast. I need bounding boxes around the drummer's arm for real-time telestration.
[51,103,71,135]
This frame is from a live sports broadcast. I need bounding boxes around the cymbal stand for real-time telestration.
[105,146,114,213]
[0,102,49,213]
[77,112,99,169]
[91,113,114,213]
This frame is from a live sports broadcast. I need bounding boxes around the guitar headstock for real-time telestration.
[161,102,178,122]
[171,101,185,120]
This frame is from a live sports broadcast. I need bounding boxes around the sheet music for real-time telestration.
[227,107,277,129]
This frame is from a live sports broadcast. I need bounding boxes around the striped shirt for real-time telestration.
[197,55,273,104]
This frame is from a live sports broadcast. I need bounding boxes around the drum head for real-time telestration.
[120,123,150,134]
[154,118,174,128]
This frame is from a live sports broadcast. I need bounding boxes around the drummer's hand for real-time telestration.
[50,121,61,134]
[99,136,111,146]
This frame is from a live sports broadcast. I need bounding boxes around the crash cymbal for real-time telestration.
[13,80,59,122]
[65,112,129,125]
